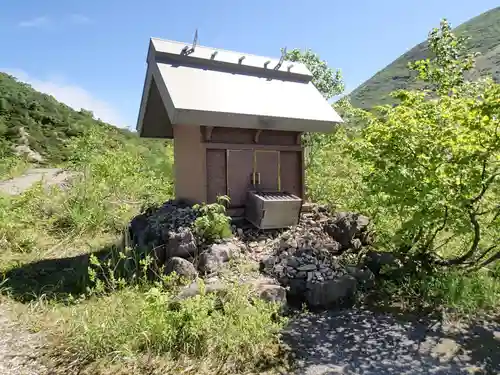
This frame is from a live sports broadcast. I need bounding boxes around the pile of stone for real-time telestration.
[255,205,377,309]
[127,200,391,310]
[127,198,287,306]
[128,198,198,252]
[127,199,240,278]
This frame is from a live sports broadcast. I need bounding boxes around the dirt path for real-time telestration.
[283,308,500,375]
[0,303,48,375]
[0,168,75,196]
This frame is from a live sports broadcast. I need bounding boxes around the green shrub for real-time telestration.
[192,196,232,243]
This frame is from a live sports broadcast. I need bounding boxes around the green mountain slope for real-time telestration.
[0,72,170,176]
[350,6,500,109]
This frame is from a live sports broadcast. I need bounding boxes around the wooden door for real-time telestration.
[255,150,280,191]
[226,149,254,207]
[280,151,302,197]
[206,149,227,203]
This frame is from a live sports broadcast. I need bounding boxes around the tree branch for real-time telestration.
[470,169,500,206]
[422,207,448,252]
[436,209,480,266]
[477,250,500,269]
[469,244,498,269]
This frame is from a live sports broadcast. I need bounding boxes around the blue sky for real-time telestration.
[1,1,497,129]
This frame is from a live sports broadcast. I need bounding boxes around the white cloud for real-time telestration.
[5,69,127,128]
[18,14,91,28]
[68,14,91,25]
[18,16,50,28]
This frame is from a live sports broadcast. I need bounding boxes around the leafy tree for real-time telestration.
[284,48,346,167]
[408,19,479,95]
[284,48,344,100]
[353,20,500,269]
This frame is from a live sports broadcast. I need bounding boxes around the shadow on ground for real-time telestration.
[282,307,500,375]
[1,246,116,302]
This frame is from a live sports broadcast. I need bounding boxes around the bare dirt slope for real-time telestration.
[0,168,75,196]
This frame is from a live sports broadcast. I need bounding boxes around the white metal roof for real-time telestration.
[136,38,343,137]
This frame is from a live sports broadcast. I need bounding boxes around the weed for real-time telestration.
[40,253,287,374]
[192,196,232,243]
[377,268,500,316]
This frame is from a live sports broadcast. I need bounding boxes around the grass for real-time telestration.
[0,155,30,180]
[372,267,500,317]
[38,281,286,375]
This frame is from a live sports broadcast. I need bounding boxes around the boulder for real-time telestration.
[164,228,198,259]
[248,277,287,306]
[260,255,278,272]
[305,275,358,309]
[128,213,150,248]
[288,278,307,298]
[345,266,375,289]
[363,250,400,275]
[175,280,227,301]
[324,212,370,249]
[165,257,198,280]
[256,284,287,305]
[198,243,236,274]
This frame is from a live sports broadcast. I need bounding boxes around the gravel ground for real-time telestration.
[283,308,500,375]
[0,304,48,375]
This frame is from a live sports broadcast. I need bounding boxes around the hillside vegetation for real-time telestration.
[349,6,500,109]
[0,72,171,178]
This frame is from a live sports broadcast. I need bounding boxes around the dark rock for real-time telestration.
[346,266,375,289]
[295,248,315,258]
[286,256,300,268]
[363,250,399,275]
[305,275,358,309]
[278,276,290,286]
[295,271,307,279]
[165,228,198,259]
[128,213,149,247]
[297,264,317,272]
[198,243,235,274]
[165,257,198,280]
[128,199,200,267]
[288,278,307,298]
[351,238,363,251]
[324,212,370,249]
